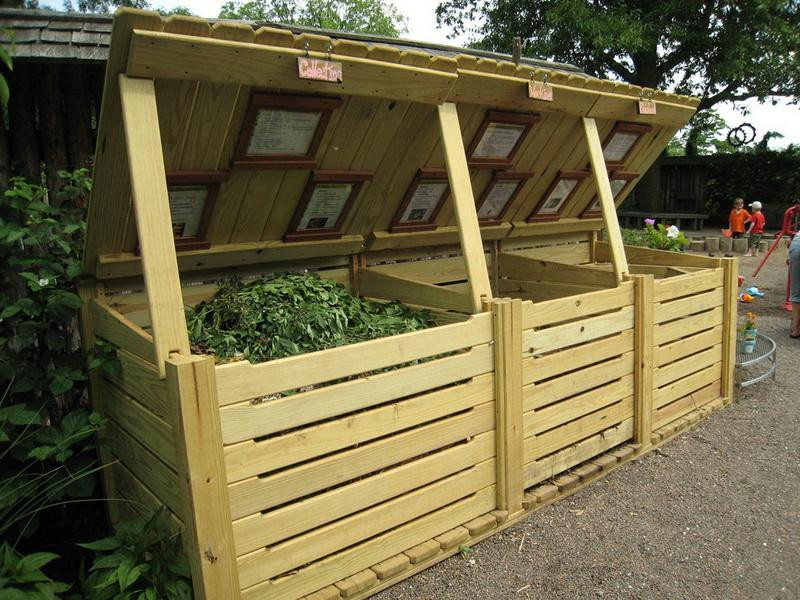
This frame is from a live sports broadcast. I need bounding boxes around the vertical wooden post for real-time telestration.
[166,354,240,600]
[631,275,654,449]
[588,230,598,263]
[488,298,524,516]
[719,257,739,400]
[437,102,493,312]
[119,75,190,377]
[490,240,500,296]
[582,117,629,283]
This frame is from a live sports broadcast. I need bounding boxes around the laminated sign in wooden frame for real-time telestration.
[390,168,450,233]
[467,111,540,168]
[602,122,652,168]
[527,169,590,222]
[581,170,638,218]
[164,171,227,251]
[284,170,372,242]
[476,170,533,225]
[233,93,343,169]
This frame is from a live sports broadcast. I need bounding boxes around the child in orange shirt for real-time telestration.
[728,197,750,239]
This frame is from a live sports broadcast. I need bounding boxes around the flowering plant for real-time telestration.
[642,219,690,251]
[740,311,757,332]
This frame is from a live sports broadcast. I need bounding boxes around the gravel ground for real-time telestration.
[375,247,800,600]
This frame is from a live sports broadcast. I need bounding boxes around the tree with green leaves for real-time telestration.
[218,0,408,36]
[436,0,800,112]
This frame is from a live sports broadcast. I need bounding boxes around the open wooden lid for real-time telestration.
[84,10,698,281]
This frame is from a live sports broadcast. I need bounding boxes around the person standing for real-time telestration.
[744,201,766,257]
[728,197,750,239]
[790,231,800,338]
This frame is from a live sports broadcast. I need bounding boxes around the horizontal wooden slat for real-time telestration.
[105,457,182,528]
[507,218,604,238]
[653,381,721,429]
[128,29,457,104]
[501,280,602,301]
[524,374,634,437]
[523,352,634,412]
[100,420,182,518]
[523,306,634,355]
[524,418,633,487]
[522,330,634,385]
[215,313,492,405]
[231,431,494,544]
[655,325,723,367]
[654,344,722,388]
[95,376,176,468]
[102,349,169,422]
[367,256,468,284]
[227,400,495,508]
[654,362,721,409]
[91,299,156,365]
[595,242,719,269]
[359,268,473,313]
[498,252,616,288]
[654,288,724,324]
[521,282,634,329]
[239,486,495,599]
[654,306,723,345]
[236,459,495,583]
[505,242,590,266]
[524,399,634,462]
[653,268,724,302]
[223,371,494,481]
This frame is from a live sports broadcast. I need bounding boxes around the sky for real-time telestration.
[61,0,800,148]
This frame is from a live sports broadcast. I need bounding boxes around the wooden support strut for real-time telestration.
[631,274,654,449]
[437,102,493,313]
[718,257,739,400]
[119,75,190,377]
[582,117,629,283]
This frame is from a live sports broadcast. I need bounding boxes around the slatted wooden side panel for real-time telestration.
[214,315,497,599]
[94,349,183,525]
[651,268,726,429]
[519,283,636,488]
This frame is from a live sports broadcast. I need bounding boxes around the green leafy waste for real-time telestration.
[187,272,436,364]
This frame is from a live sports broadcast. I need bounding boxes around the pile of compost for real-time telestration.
[187,272,435,364]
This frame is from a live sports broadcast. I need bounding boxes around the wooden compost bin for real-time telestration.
[78,10,738,600]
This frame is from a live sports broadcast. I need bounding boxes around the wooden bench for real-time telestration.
[618,210,709,230]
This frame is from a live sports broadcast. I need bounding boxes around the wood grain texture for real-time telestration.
[632,274,654,448]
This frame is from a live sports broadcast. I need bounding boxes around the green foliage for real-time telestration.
[79,508,192,600]
[0,543,70,598]
[436,0,800,112]
[620,228,647,247]
[62,0,149,12]
[219,0,408,36]
[187,272,435,364]
[667,109,737,157]
[1,29,12,108]
[643,223,690,252]
[0,170,90,405]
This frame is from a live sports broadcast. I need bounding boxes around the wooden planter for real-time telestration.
[79,10,736,600]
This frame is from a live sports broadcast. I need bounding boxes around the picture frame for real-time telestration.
[580,171,639,219]
[601,122,652,168]
[390,168,451,233]
[476,170,533,225]
[284,170,372,242]
[233,92,343,170]
[466,110,540,168]
[165,171,228,251]
[526,170,590,222]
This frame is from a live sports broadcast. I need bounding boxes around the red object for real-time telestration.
[721,228,732,238]
[747,211,766,233]
[751,203,800,311]
[737,275,745,287]
[729,208,751,234]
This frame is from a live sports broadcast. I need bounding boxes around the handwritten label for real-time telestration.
[528,81,553,101]
[297,57,343,83]
[638,99,657,115]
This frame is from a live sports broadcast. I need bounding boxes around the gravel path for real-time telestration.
[375,248,800,600]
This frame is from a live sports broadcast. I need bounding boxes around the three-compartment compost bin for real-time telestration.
[79,10,739,599]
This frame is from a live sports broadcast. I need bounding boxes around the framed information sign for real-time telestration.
[391,169,450,233]
[467,111,540,168]
[233,93,343,169]
[601,122,652,168]
[284,171,372,242]
[581,171,638,218]
[165,171,228,251]
[476,171,533,225]
[527,170,590,222]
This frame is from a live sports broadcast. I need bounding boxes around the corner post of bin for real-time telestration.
[118,73,190,378]
[437,102,493,313]
[166,354,241,599]
[717,256,739,401]
[581,116,629,284]
[628,274,654,449]
[484,297,525,516]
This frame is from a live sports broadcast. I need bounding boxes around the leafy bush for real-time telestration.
[188,272,435,363]
[621,228,647,247]
[0,543,69,598]
[642,222,690,252]
[79,508,192,600]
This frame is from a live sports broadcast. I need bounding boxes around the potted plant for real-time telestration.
[739,311,758,354]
